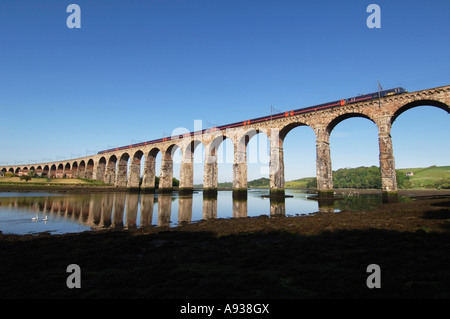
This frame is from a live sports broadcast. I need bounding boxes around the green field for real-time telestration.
[3,165,448,190]
[0,176,109,187]
[285,177,316,189]
[210,166,450,190]
[396,166,450,189]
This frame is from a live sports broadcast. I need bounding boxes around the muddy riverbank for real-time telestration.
[1,192,449,299]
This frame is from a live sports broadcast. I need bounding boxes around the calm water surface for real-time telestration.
[0,189,385,235]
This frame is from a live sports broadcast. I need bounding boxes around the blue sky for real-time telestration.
[0,0,449,183]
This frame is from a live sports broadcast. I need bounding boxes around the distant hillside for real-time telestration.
[297,165,450,190]
[248,178,270,188]
[397,166,450,189]
[194,166,450,190]
[285,177,316,189]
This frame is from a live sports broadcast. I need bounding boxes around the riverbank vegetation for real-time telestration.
[1,166,449,191]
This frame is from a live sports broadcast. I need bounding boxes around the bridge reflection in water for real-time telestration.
[0,190,343,232]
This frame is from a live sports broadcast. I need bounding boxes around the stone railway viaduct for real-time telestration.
[1,85,449,201]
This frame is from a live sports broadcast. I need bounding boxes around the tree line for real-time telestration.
[306,166,409,189]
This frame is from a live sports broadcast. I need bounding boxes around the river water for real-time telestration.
[0,189,385,235]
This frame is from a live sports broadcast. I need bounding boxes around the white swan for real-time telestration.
[31,214,39,221]
[43,215,48,221]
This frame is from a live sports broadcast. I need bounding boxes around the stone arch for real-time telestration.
[202,134,232,195]
[164,144,180,160]
[390,100,450,185]
[245,128,270,165]
[205,136,220,158]
[15,167,21,174]
[116,153,130,187]
[96,157,107,182]
[279,121,315,142]
[21,167,29,176]
[43,165,49,176]
[78,161,86,179]
[8,168,14,173]
[159,145,180,191]
[391,99,450,125]
[105,155,117,184]
[327,113,375,135]
[64,163,71,178]
[178,140,205,193]
[71,162,78,178]
[1,168,6,173]
[128,150,144,188]
[142,147,160,190]
[35,166,43,176]
[279,121,317,191]
[57,163,64,178]
[50,164,57,178]
[184,139,204,163]
[86,158,94,179]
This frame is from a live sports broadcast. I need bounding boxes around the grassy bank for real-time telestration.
[0,177,116,192]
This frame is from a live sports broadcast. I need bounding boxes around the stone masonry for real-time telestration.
[2,85,449,201]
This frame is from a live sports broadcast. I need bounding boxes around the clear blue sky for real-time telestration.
[1,0,449,183]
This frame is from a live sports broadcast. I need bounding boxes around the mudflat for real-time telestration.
[1,191,449,299]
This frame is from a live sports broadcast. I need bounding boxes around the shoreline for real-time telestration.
[1,194,449,298]
[1,183,450,197]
